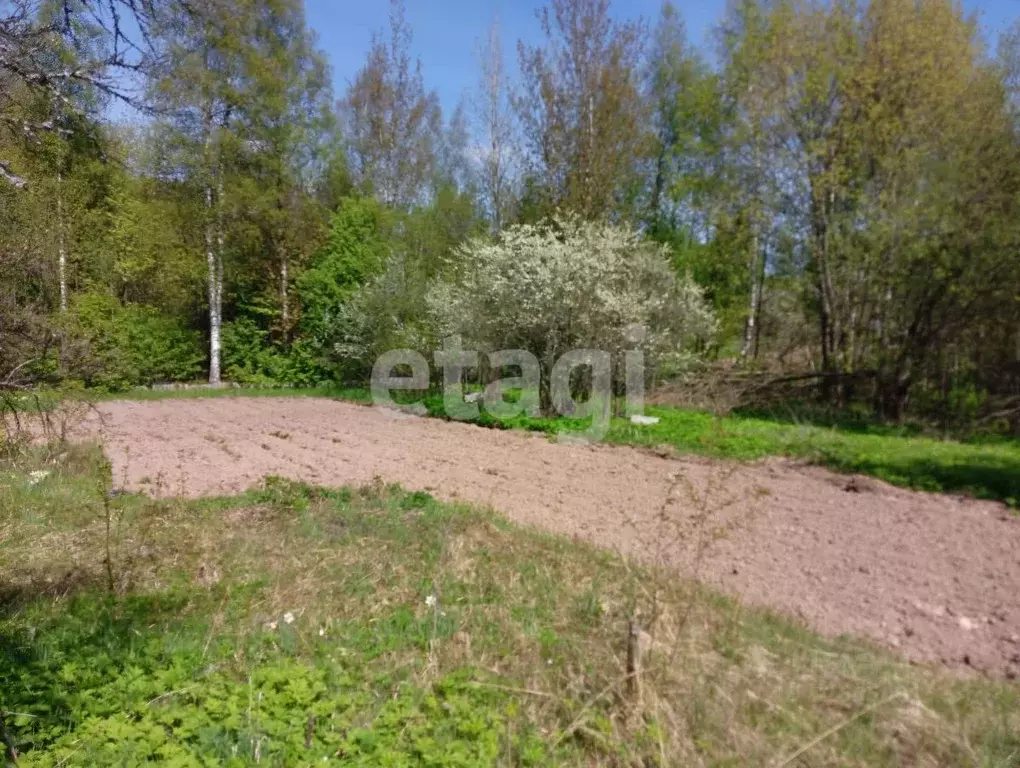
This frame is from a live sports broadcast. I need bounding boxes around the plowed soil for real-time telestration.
[92,397,1020,678]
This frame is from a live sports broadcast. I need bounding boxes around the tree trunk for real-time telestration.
[740,232,763,361]
[203,99,223,386]
[205,180,221,385]
[280,254,289,343]
[57,169,67,313]
[214,172,226,382]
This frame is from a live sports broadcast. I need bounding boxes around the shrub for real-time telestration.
[62,292,203,390]
[426,216,717,390]
[222,318,330,387]
[296,196,391,339]
[322,252,436,382]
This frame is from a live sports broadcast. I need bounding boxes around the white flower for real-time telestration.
[27,470,50,487]
[424,594,437,608]
[267,621,278,631]
[318,627,325,637]
[283,612,295,625]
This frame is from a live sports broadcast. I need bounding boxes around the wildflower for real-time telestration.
[318,627,325,637]
[283,611,295,625]
[425,594,436,608]
[267,621,278,631]
[27,470,50,487]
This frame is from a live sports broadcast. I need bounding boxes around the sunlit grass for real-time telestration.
[2,446,1017,765]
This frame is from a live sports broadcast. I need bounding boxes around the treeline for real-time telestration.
[2,0,1020,429]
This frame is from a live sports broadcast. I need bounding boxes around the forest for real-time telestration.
[3,0,1020,432]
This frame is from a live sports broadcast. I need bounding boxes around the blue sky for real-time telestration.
[306,0,1020,117]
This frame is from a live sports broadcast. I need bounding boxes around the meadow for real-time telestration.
[2,444,1017,765]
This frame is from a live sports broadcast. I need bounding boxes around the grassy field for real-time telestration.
[105,385,1020,505]
[1,445,1018,766]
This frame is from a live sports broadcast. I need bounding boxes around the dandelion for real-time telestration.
[424,594,436,608]
[283,611,295,625]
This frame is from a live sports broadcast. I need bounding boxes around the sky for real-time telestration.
[306,0,1020,118]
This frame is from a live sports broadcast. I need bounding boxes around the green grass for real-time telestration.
[605,406,1020,505]
[1,446,1017,766]
[91,384,373,404]
[107,384,1020,506]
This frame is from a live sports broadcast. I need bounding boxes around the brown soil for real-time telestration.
[91,397,1020,678]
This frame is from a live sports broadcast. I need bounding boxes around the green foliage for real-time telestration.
[62,293,203,390]
[0,595,533,765]
[296,196,392,337]
[2,446,1018,766]
[605,406,1020,505]
[221,317,328,387]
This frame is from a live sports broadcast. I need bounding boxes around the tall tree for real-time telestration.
[238,0,333,342]
[150,0,252,384]
[720,0,1020,414]
[472,19,517,230]
[340,0,441,209]
[516,0,648,220]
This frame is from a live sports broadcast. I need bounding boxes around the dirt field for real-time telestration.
[92,397,1020,678]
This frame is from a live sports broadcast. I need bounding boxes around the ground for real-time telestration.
[90,396,1020,678]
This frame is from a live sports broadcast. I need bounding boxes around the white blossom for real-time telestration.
[426,216,717,380]
[26,470,50,487]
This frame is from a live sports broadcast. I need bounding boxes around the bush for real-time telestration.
[222,318,330,387]
[427,216,717,389]
[62,292,203,390]
[296,196,391,339]
[321,252,436,382]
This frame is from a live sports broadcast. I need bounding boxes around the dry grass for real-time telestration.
[1,443,1018,765]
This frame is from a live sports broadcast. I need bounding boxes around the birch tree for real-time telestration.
[472,19,517,231]
[516,0,649,220]
[150,1,246,384]
[340,0,441,210]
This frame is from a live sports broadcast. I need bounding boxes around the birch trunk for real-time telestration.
[280,255,289,342]
[204,180,221,385]
[739,233,763,361]
[57,168,67,313]
[203,101,222,386]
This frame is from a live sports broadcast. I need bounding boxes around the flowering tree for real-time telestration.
[427,216,716,402]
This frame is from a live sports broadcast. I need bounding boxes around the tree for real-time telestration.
[718,0,1020,416]
[234,0,333,342]
[516,0,648,220]
[0,0,165,188]
[472,19,517,230]
[340,0,441,209]
[428,216,717,408]
[296,196,392,339]
[149,0,331,382]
